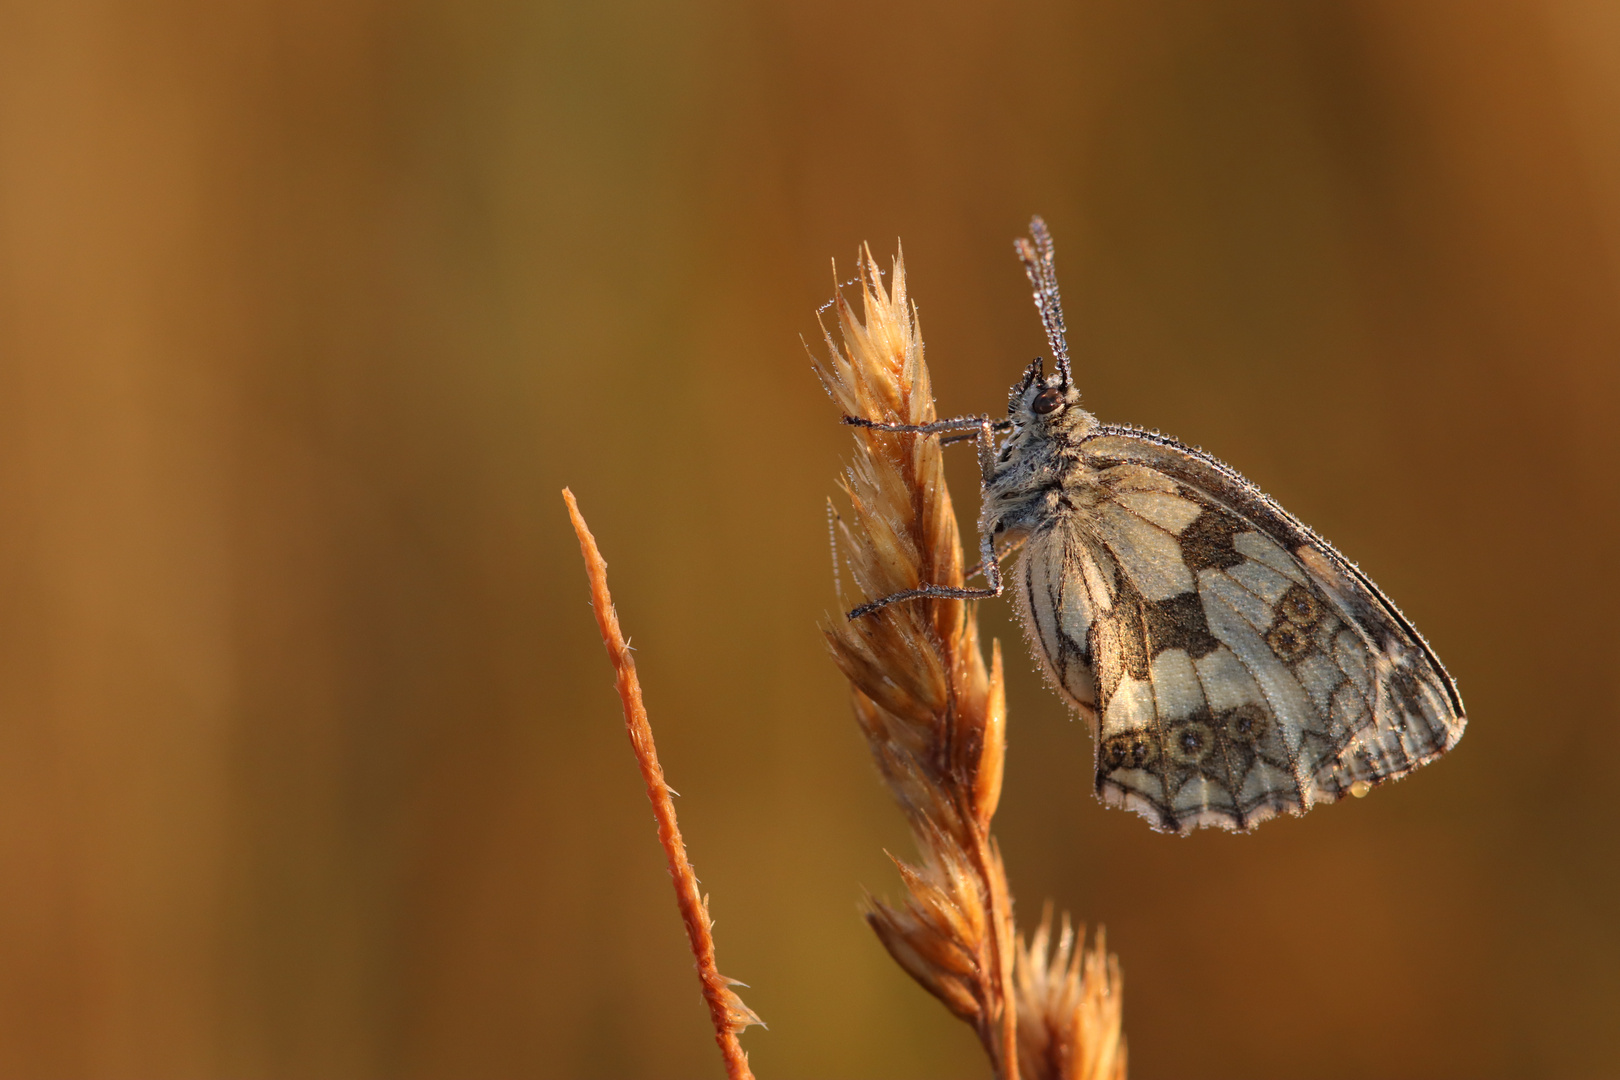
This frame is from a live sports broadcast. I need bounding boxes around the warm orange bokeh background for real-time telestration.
[2,2,1618,1077]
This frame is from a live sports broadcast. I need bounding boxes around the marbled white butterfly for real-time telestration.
[846,218,1466,834]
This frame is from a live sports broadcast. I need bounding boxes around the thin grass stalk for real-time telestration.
[564,488,762,1080]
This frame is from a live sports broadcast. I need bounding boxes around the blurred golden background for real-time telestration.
[1,1,1617,1077]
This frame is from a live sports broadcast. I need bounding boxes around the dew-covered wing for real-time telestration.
[1046,426,1465,835]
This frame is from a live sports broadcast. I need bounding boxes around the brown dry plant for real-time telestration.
[815,247,1127,1080]
[1015,906,1127,1080]
[564,488,763,1080]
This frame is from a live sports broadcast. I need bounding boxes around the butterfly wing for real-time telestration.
[1013,426,1466,834]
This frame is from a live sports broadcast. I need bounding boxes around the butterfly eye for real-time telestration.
[1030,387,1064,415]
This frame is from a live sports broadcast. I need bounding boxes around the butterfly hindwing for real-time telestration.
[1015,426,1466,834]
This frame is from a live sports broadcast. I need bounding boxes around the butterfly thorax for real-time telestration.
[979,375,1099,546]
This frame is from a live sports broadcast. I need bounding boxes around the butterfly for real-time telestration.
[844,217,1466,834]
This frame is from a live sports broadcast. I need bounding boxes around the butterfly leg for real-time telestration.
[842,415,1007,620]
[840,414,996,438]
[941,419,1014,445]
[965,533,1026,583]
[844,540,1002,618]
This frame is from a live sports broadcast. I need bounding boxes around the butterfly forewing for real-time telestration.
[1017,427,1466,835]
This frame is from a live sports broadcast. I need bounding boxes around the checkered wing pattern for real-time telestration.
[1013,426,1466,834]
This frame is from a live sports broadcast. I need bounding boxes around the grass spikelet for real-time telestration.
[1015,905,1127,1080]
[814,245,1018,1076]
[814,243,1126,1080]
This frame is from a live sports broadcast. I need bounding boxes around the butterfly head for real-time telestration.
[1007,357,1082,427]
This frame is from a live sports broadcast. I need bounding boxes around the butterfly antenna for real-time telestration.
[1014,215,1073,389]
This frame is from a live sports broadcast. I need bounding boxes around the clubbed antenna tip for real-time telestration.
[1015,215,1073,390]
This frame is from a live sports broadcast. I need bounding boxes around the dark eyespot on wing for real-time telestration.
[1279,585,1322,627]
[1264,620,1312,661]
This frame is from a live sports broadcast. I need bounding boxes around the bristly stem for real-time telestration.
[564,488,762,1080]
